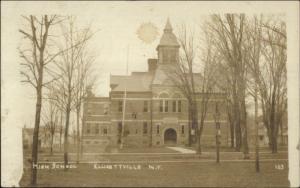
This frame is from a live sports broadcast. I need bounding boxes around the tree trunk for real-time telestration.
[241,101,249,157]
[50,134,54,155]
[197,119,205,154]
[188,104,192,147]
[229,116,235,148]
[279,120,283,145]
[76,109,80,164]
[59,127,62,152]
[64,96,71,169]
[197,136,202,154]
[80,113,84,157]
[60,112,63,152]
[234,112,242,151]
[271,133,278,153]
[30,85,43,186]
[233,79,242,151]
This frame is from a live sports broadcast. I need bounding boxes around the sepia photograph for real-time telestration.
[1,1,299,187]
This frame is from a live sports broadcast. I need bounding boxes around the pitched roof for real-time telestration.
[152,64,174,85]
[110,72,154,92]
[151,64,224,93]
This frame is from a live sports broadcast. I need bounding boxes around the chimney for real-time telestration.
[148,58,157,72]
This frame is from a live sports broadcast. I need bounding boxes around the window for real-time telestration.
[178,100,181,112]
[170,50,177,62]
[143,122,148,134]
[95,124,100,134]
[165,101,168,112]
[156,125,160,134]
[159,100,163,112]
[132,112,137,119]
[163,50,169,64]
[103,127,108,135]
[104,104,109,115]
[143,101,148,112]
[181,125,185,134]
[86,123,90,134]
[118,101,123,112]
[172,101,177,112]
[87,103,92,115]
[118,122,122,135]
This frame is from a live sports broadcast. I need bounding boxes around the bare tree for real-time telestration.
[53,17,94,168]
[165,25,218,152]
[196,26,221,153]
[166,25,198,147]
[254,16,286,153]
[73,51,96,163]
[41,94,59,155]
[19,15,62,186]
[206,14,250,157]
[244,15,287,154]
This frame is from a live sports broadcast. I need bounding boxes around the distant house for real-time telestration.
[248,115,288,147]
[22,125,73,151]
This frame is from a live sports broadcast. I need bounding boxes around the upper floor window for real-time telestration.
[159,100,163,112]
[178,100,182,112]
[118,101,123,112]
[104,104,109,115]
[86,123,91,134]
[103,127,108,135]
[132,112,137,119]
[172,101,177,112]
[164,101,169,112]
[143,122,148,134]
[170,50,177,62]
[143,101,148,112]
[118,122,122,135]
[162,49,177,64]
[95,124,100,134]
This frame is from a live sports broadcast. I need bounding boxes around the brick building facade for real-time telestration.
[82,19,229,150]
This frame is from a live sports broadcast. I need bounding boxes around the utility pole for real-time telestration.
[214,102,221,163]
[149,92,153,147]
[120,46,129,149]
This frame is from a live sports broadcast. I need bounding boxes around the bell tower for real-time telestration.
[156,18,180,65]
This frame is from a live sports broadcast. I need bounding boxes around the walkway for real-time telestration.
[167,147,196,154]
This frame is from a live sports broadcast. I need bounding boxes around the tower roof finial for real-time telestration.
[164,18,173,32]
[157,17,179,48]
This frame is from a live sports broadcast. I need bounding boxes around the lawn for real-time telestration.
[19,160,289,187]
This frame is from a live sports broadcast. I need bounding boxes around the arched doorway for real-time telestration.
[164,128,177,145]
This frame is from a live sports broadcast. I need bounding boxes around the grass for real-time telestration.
[19,160,289,187]
[21,146,289,187]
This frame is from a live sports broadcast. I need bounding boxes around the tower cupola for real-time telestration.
[156,18,180,64]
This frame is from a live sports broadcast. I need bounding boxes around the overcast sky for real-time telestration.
[2,2,209,128]
[1,1,298,129]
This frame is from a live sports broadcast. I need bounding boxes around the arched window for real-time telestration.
[159,92,169,98]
